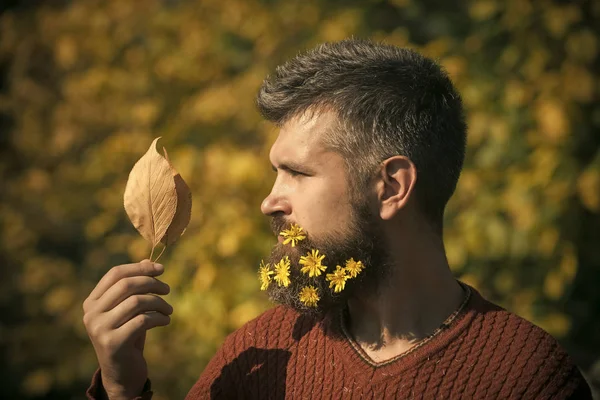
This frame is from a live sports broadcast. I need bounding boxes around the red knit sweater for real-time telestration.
[87,285,592,399]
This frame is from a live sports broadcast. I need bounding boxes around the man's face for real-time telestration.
[261,111,352,240]
[260,111,389,315]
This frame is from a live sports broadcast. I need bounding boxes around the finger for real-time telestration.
[88,260,164,302]
[117,311,171,345]
[95,275,170,313]
[107,294,173,329]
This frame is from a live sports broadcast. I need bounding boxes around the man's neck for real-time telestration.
[344,231,465,364]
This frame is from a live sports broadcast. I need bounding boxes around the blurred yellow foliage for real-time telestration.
[22,369,53,396]
[578,163,600,212]
[535,99,569,143]
[538,312,572,338]
[0,0,598,398]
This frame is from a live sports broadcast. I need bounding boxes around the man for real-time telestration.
[84,39,592,399]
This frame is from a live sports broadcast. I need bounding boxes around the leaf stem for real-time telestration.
[153,244,167,263]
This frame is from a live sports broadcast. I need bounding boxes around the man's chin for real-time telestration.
[266,283,347,318]
[266,288,325,317]
[265,261,355,318]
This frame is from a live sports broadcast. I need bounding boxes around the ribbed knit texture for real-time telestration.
[87,284,592,399]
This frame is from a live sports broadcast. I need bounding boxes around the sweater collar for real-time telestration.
[321,281,486,381]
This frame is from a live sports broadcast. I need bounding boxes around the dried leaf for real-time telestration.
[124,137,177,248]
[161,148,192,246]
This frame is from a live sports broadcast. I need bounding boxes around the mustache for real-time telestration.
[270,216,294,237]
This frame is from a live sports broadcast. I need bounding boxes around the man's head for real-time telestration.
[257,39,466,315]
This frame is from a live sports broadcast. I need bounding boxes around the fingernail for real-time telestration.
[154,263,164,271]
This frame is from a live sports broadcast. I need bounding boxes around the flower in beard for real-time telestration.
[344,258,364,278]
[299,249,327,277]
[258,260,274,291]
[279,223,306,247]
[273,256,291,287]
[326,265,349,293]
[298,285,320,307]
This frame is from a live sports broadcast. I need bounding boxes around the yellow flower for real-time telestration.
[258,260,274,291]
[273,256,291,287]
[299,249,327,277]
[326,265,348,293]
[299,285,320,307]
[344,258,364,278]
[279,223,306,247]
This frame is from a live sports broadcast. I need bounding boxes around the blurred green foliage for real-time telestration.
[0,0,598,398]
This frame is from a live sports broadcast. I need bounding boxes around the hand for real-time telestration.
[83,259,173,400]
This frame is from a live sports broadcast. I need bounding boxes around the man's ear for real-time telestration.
[375,156,417,220]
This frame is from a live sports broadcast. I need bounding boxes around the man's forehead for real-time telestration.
[270,111,337,162]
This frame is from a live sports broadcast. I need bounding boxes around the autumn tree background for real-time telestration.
[0,0,599,398]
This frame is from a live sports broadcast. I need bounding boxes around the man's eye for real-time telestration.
[287,169,307,177]
[271,166,308,177]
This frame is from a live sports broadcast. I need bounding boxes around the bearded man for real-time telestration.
[84,39,592,399]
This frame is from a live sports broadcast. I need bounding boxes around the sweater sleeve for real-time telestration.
[85,368,153,400]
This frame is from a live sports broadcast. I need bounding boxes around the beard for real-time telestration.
[265,197,391,317]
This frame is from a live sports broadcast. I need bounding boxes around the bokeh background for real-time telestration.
[0,0,599,398]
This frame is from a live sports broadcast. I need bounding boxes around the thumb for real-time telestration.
[135,331,147,353]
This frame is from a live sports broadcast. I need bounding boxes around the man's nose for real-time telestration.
[261,191,291,216]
